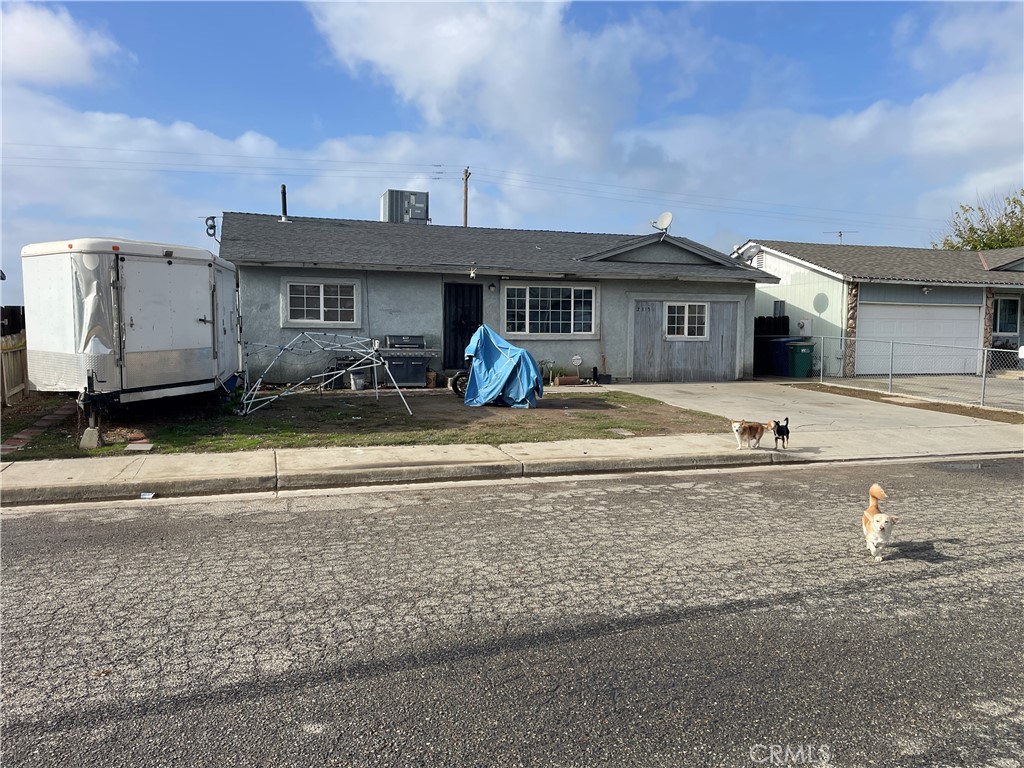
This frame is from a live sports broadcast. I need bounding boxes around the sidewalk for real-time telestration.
[2,382,1021,506]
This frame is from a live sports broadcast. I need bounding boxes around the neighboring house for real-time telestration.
[733,240,1024,375]
[218,212,778,384]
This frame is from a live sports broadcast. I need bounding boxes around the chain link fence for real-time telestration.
[809,336,1023,411]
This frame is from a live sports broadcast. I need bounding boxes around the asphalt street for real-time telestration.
[2,459,1022,768]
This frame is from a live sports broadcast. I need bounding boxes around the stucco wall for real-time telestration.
[753,254,846,338]
[238,266,756,383]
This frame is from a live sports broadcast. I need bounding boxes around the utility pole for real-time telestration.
[462,167,471,227]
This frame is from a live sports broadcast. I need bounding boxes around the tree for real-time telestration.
[935,188,1024,250]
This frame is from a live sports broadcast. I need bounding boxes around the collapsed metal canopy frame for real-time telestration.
[240,332,412,416]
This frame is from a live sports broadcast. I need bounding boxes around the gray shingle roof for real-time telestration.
[753,240,1024,286]
[220,213,778,283]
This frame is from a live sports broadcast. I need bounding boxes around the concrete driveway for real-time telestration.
[605,381,1012,428]
[604,381,1023,459]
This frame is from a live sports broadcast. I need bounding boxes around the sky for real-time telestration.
[2,0,1022,304]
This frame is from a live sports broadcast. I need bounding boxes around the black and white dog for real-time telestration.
[767,417,790,449]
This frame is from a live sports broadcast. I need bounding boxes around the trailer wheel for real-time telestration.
[450,371,469,398]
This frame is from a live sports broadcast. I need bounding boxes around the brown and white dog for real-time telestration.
[730,419,766,449]
[862,483,898,562]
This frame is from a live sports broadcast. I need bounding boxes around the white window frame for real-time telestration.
[280,277,361,329]
[664,302,709,341]
[993,295,1020,336]
[502,282,600,340]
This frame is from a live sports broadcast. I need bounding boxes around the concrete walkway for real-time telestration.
[1,382,1020,506]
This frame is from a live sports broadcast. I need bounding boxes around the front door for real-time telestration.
[443,283,483,369]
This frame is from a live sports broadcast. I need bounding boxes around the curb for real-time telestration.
[0,475,278,507]
[1,450,803,506]
[2,449,1019,508]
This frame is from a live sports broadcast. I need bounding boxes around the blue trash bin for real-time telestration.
[770,337,804,376]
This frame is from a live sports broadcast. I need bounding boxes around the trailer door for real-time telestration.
[212,264,241,381]
[119,256,215,390]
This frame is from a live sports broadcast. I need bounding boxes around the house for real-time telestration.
[733,240,1024,375]
[217,212,779,385]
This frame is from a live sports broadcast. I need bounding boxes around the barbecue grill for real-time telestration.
[379,335,439,387]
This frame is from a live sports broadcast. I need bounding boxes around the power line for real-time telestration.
[1,141,944,233]
[3,141,944,226]
[1,160,463,182]
[2,142,459,171]
[470,165,943,226]
[470,174,938,233]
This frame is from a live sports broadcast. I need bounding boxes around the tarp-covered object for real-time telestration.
[463,324,544,408]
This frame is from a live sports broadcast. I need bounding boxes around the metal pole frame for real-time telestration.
[980,348,989,407]
[239,332,412,416]
[819,336,825,383]
[888,340,894,394]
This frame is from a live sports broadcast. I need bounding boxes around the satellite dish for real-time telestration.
[651,211,673,233]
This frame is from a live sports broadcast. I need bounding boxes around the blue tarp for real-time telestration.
[463,324,544,408]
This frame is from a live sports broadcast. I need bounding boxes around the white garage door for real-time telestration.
[856,303,982,375]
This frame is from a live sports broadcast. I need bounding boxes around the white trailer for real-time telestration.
[21,238,241,416]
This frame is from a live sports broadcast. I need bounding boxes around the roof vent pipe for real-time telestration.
[280,184,289,222]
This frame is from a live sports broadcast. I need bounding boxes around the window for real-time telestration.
[773,300,786,318]
[665,302,708,340]
[993,297,1020,335]
[283,279,359,327]
[504,285,595,335]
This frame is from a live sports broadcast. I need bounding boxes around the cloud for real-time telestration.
[306,2,697,167]
[0,4,123,87]
[3,2,1021,304]
[900,2,1023,78]
[612,2,1022,241]
[1,82,290,301]
[302,0,1019,244]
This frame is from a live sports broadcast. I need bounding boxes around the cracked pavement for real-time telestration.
[2,458,1022,767]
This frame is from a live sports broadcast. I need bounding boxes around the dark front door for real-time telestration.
[443,283,483,369]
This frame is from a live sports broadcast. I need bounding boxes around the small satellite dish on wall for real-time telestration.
[651,211,673,233]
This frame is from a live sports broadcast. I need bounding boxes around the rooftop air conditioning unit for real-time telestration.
[380,189,429,224]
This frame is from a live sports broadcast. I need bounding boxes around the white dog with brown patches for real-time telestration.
[730,419,766,449]
[862,483,898,561]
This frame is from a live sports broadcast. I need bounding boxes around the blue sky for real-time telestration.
[2,1,1022,303]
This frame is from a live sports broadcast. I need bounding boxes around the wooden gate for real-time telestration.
[1,331,28,405]
[632,300,738,382]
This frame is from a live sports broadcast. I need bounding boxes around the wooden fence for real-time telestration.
[1,331,29,406]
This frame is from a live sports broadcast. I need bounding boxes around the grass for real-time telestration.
[5,381,1018,462]
[1,388,728,461]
